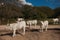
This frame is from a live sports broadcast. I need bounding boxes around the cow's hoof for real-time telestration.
[12,35,16,37]
[22,33,25,35]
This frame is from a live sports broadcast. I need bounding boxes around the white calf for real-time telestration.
[26,20,37,29]
[7,21,26,37]
[40,20,48,32]
[53,18,59,24]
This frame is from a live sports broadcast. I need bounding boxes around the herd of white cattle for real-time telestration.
[5,18,59,37]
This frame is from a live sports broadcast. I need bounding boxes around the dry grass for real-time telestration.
[0,25,60,40]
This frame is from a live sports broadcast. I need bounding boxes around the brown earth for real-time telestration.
[0,25,60,40]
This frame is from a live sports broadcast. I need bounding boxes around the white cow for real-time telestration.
[6,21,26,37]
[17,18,24,21]
[26,20,37,29]
[53,18,59,24]
[40,20,48,32]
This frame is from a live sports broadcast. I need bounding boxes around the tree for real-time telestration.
[37,6,54,18]
[0,3,23,24]
[53,7,60,18]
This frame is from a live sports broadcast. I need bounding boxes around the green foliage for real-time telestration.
[53,7,60,18]
[0,3,60,25]
[0,3,23,24]
[22,5,50,20]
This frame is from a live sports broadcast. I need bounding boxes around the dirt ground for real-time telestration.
[0,25,60,40]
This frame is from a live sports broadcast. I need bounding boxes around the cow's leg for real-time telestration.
[41,27,43,32]
[45,26,47,31]
[45,25,48,31]
[35,24,36,29]
[22,26,25,35]
[13,30,16,37]
[54,21,55,24]
[40,26,43,32]
[40,25,43,32]
[29,23,31,29]
[56,21,58,24]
